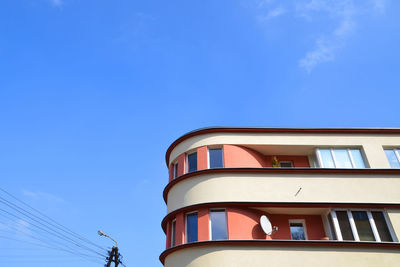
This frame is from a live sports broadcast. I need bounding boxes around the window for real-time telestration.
[186,213,198,243]
[352,211,375,241]
[171,220,176,247]
[329,210,395,242]
[279,161,293,168]
[173,162,179,179]
[384,149,400,168]
[317,148,366,168]
[187,152,197,173]
[209,148,224,169]
[336,211,354,241]
[210,210,228,240]
[289,220,307,240]
[372,211,393,242]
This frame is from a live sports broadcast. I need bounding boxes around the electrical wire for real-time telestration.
[0,201,107,258]
[0,222,104,262]
[0,187,107,251]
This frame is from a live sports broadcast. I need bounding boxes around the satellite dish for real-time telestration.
[260,215,278,235]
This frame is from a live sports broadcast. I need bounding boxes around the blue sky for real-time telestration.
[0,0,399,266]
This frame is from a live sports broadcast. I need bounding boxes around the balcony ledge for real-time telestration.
[159,239,400,264]
[164,168,400,203]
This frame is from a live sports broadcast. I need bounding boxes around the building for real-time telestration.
[160,127,400,267]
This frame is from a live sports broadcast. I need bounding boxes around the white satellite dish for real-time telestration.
[260,215,278,235]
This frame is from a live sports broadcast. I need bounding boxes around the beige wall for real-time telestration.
[168,133,400,168]
[167,173,400,213]
[387,209,400,241]
[164,245,400,267]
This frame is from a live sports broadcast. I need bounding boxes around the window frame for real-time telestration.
[316,148,367,168]
[207,147,224,169]
[328,209,397,242]
[289,219,308,240]
[209,209,228,241]
[185,211,198,243]
[384,148,400,168]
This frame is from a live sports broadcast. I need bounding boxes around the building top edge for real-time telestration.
[165,126,400,166]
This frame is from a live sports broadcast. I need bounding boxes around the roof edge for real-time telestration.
[165,127,400,166]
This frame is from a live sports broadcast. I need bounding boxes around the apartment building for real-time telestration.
[160,127,400,267]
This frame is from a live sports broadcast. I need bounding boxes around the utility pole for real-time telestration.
[106,246,119,267]
[99,230,123,267]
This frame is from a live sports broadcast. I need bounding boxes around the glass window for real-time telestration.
[209,148,224,169]
[334,149,353,168]
[210,210,228,240]
[336,211,355,241]
[171,220,176,247]
[372,211,393,242]
[317,148,366,168]
[186,213,198,243]
[331,210,394,242]
[384,149,400,168]
[279,161,293,168]
[187,152,197,173]
[173,163,179,179]
[319,149,335,168]
[350,149,366,168]
[289,221,306,240]
[352,211,375,241]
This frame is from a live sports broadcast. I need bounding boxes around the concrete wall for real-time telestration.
[168,133,400,168]
[164,245,400,267]
[167,172,400,213]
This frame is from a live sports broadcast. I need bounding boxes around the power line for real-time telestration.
[0,222,103,262]
[0,187,107,251]
[0,204,107,258]
[0,235,104,264]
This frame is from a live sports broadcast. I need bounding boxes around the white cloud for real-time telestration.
[22,189,66,203]
[50,0,63,7]
[252,0,387,72]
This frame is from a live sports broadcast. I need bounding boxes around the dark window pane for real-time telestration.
[209,148,223,169]
[279,161,293,168]
[173,163,178,179]
[372,212,393,242]
[171,220,176,247]
[290,222,306,240]
[187,153,197,173]
[186,213,198,243]
[336,211,354,241]
[210,210,228,240]
[352,211,375,241]
[328,213,337,240]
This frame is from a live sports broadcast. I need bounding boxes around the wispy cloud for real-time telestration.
[252,0,387,72]
[50,0,63,7]
[22,189,66,203]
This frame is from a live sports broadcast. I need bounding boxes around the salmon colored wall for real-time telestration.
[197,146,208,171]
[198,208,210,241]
[227,208,269,240]
[268,214,325,240]
[227,208,326,241]
[166,221,171,248]
[223,145,267,168]
[175,213,185,245]
[264,156,310,168]
[177,154,186,177]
